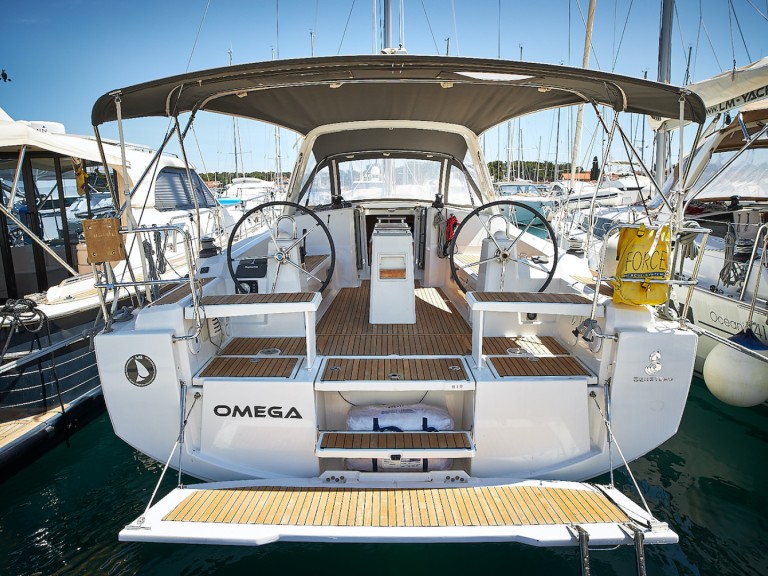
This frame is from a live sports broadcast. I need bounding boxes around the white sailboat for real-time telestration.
[87,54,707,567]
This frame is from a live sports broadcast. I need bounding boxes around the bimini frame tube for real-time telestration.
[173,114,203,254]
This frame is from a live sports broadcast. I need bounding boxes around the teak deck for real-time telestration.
[321,358,468,381]
[319,431,472,450]
[490,356,591,377]
[204,284,592,379]
[470,291,593,305]
[317,283,471,337]
[162,484,630,528]
[201,357,298,378]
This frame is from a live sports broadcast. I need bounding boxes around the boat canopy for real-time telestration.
[91,55,706,135]
[0,118,124,164]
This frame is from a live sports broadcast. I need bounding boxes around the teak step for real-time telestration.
[467,291,596,316]
[186,292,320,319]
[490,356,592,378]
[199,356,299,378]
[482,335,569,356]
[316,431,474,459]
[316,357,473,391]
[303,254,330,272]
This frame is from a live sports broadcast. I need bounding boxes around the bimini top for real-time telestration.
[91,54,706,135]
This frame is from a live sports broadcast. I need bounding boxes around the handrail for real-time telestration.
[738,223,768,302]
[575,222,710,341]
[0,331,92,375]
[92,224,203,340]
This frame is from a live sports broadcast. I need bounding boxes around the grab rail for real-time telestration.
[574,222,710,342]
[91,224,203,340]
[738,222,768,302]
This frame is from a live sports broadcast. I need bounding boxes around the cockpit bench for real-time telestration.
[466,292,599,368]
[186,292,321,368]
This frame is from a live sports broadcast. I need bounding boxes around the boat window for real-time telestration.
[0,154,116,297]
[690,145,768,202]
[154,167,216,211]
[496,183,539,196]
[302,164,333,207]
[447,164,475,207]
[336,157,441,202]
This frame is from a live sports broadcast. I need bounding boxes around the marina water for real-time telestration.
[1,377,765,575]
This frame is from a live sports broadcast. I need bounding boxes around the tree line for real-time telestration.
[487,160,584,183]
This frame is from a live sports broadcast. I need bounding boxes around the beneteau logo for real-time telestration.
[645,351,662,375]
[124,354,156,387]
[633,350,673,382]
[213,405,303,419]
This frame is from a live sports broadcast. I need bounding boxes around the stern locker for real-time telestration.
[344,403,455,471]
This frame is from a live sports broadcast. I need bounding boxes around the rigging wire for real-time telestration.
[728,0,752,64]
[692,0,703,82]
[743,0,768,21]
[610,0,636,72]
[451,0,460,56]
[673,2,689,81]
[337,0,357,55]
[701,18,723,72]
[184,0,212,73]
[728,0,737,70]
[419,0,440,54]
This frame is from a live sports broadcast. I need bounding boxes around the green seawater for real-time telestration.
[1,377,766,576]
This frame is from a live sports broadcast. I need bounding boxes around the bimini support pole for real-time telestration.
[173,113,203,255]
[584,104,619,256]
[113,94,152,304]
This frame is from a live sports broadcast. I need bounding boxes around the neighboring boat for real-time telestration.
[493,180,559,224]
[549,178,640,209]
[664,100,768,407]
[0,110,229,475]
[88,55,706,566]
[217,176,279,207]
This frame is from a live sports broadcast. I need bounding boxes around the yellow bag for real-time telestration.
[610,224,671,306]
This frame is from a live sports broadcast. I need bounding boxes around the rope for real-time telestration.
[589,393,653,520]
[678,224,701,262]
[718,225,742,287]
[1,298,71,445]
[433,208,448,259]
[142,392,201,519]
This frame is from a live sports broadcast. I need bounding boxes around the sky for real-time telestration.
[2,0,767,178]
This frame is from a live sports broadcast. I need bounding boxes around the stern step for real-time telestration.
[316,430,474,458]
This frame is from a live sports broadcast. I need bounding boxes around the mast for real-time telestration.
[228,47,242,181]
[554,107,561,181]
[383,0,392,51]
[506,120,512,180]
[655,0,674,182]
[570,0,596,181]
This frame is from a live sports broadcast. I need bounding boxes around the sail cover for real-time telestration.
[650,56,768,131]
[91,55,705,135]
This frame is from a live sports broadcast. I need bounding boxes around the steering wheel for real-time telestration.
[226,201,336,294]
[448,200,558,294]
